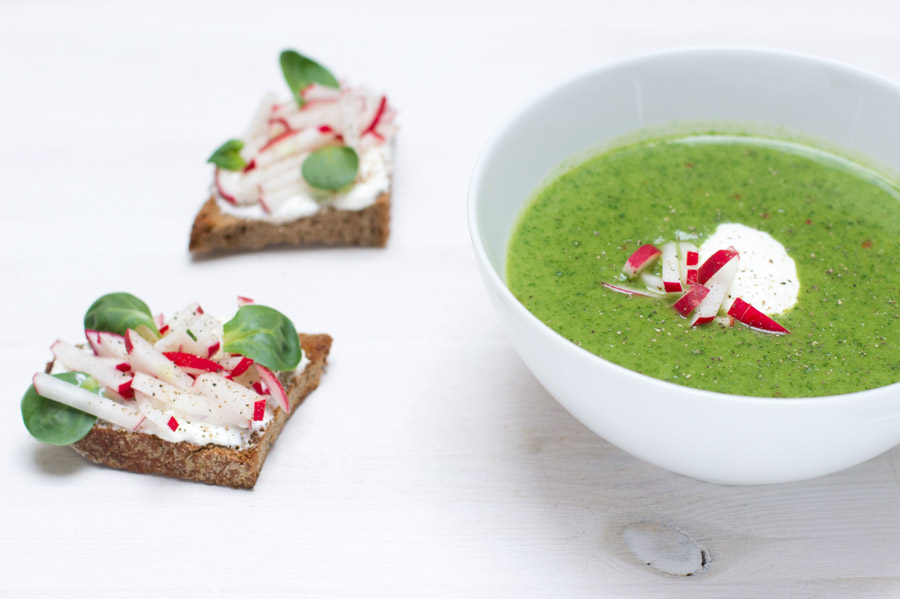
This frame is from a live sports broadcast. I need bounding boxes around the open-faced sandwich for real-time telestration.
[190,50,397,253]
[21,292,331,489]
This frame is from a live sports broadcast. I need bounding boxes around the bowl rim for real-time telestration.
[467,45,900,407]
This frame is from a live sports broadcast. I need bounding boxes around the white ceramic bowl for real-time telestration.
[468,48,900,485]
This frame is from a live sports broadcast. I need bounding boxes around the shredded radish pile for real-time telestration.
[38,297,295,447]
[607,235,791,334]
[215,84,396,220]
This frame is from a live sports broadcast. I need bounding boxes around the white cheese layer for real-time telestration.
[699,223,799,315]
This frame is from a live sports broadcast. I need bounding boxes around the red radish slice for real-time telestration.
[162,352,223,373]
[158,324,170,335]
[134,393,184,442]
[192,372,267,423]
[361,96,388,140]
[253,399,266,422]
[230,357,254,377]
[677,241,699,286]
[672,284,711,317]
[661,242,683,293]
[214,168,239,205]
[167,416,179,431]
[51,340,134,398]
[132,373,249,427]
[727,297,790,334]
[690,256,740,327]
[237,296,254,307]
[85,329,128,360]
[207,342,221,359]
[154,313,165,328]
[252,381,266,395]
[255,364,289,414]
[601,282,664,298]
[698,246,739,285]
[126,329,195,390]
[640,273,667,294]
[621,244,662,278]
[33,373,144,430]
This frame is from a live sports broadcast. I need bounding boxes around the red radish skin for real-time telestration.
[115,362,130,373]
[621,244,662,278]
[242,159,257,173]
[162,352,223,373]
[253,399,266,422]
[230,357,254,377]
[85,329,128,360]
[672,285,711,317]
[214,169,239,205]
[253,381,266,395]
[601,282,663,298]
[361,96,387,140]
[727,297,790,334]
[255,364,289,413]
[689,256,740,328]
[268,117,292,132]
[686,269,698,285]
[698,247,740,285]
[661,242,683,293]
[167,416,179,432]
[158,324,170,335]
[686,251,699,266]
[207,342,221,359]
[237,296,254,306]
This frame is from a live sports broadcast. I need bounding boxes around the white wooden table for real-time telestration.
[3,1,900,596]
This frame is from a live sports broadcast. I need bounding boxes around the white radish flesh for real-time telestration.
[690,255,740,327]
[132,373,249,428]
[51,340,133,398]
[33,373,144,431]
[193,373,266,423]
[85,330,128,360]
[126,330,194,390]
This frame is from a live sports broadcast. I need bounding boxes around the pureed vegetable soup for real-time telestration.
[506,134,900,397]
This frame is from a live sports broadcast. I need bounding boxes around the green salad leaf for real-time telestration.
[302,146,359,191]
[223,305,302,371]
[208,139,247,171]
[21,372,99,445]
[84,292,159,338]
[280,50,339,106]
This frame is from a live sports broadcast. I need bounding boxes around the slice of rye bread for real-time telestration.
[189,191,390,253]
[64,333,332,489]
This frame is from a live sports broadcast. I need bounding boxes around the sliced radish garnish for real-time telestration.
[132,373,249,427]
[162,352,223,374]
[252,381,267,395]
[255,364,289,414]
[672,284,711,317]
[601,282,664,298]
[134,393,185,442]
[85,329,128,360]
[154,313,165,328]
[237,296,254,307]
[698,246,739,285]
[361,95,387,140]
[33,373,144,430]
[621,244,662,278]
[230,357,254,377]
[727,297,790,334]
[207,341,221,359]
[192,372,267,423]
[126,329,195,390]
[678,242,699,285]
[51,340,134,398]
[640,273,667,294]
[215,168,239,205]
[690,255,740,327]
[661,242,683,293]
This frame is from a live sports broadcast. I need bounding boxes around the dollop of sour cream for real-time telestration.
[699,223,799,315]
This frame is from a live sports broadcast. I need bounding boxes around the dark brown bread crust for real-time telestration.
[189,192,390,253]
[68,334,332,489]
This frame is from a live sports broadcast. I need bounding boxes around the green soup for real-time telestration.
[507,135,900,397]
